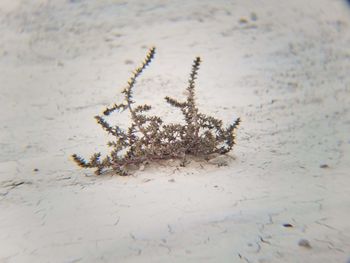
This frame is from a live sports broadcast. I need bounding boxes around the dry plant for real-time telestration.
[72,47,241,175]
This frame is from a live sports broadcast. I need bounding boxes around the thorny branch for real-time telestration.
[72,47,241,175]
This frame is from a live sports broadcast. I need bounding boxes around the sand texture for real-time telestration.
[1,0,349,262]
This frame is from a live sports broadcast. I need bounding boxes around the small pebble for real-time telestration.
[250,12,258,21]
[124,59,134,65]
[208,155,229,166]
[239,18,248,24]
[298,238,312,248]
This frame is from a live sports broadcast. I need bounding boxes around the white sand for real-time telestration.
[1,0,349,262]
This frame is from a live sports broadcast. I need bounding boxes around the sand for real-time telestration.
[0,0,349,262]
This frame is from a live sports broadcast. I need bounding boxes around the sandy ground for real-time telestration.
[1,0,350,262]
